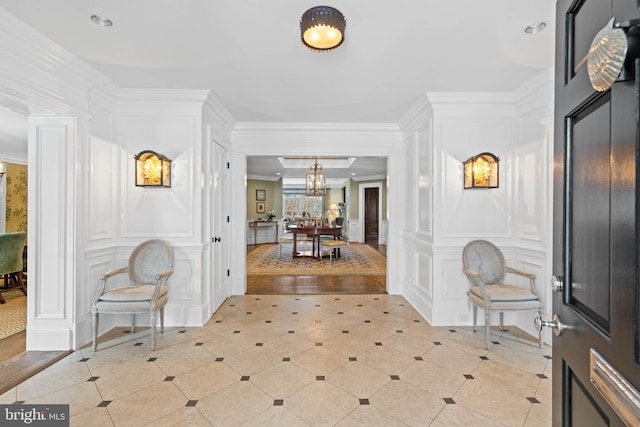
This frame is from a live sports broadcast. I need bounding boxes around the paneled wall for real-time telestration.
[400,72,554,343]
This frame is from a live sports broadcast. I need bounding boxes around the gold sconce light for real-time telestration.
[134,150,171,188]
[463,152,499,189]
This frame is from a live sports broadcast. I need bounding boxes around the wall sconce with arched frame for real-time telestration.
[134,150,172,188]
[463,152,500,189]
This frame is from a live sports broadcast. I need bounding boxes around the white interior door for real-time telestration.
[211,140,229,312]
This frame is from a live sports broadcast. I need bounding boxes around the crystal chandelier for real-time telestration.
[306,158,326,196]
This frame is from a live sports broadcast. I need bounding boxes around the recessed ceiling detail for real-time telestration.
[278,157,356,169]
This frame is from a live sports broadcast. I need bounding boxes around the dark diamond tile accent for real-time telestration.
[433,342,442,345]
[527,397,541,404]
[255,298,261,300]
[349,357,357,361]
[230,305,235,307]
[186,400,197,407]
[265,321,272,323]
[464,374,474,380]
[492,341,500,345]
[241,376,250,381]
[283,357,291,362]
[364,320,371,323]
[414,356,423,361]
[544,355,552,360]
[289,331,295,334]
[335,298,340,300]
[134,343,143,346]
[479,356,489,360]
[443,398,456,404]
[179,330,186,333]
[272,305,278,307]
[396,330,403,333]
[414,320,420,323]
[147,357,157,362]
[315,305,320,307]
[246,312,252,315]
[449,329,456,333]
[215,320,222,323]
[383,311,389,314]
[316,376,325,381]
[274,399,284,406]
[374,298,379,300]
[315,320,322,323]
[390,375,400,380]
[338,312,344,314]
[295,298,300,301]
[97,401,111,407]
[165,376,175,382]
[316,343,323,346]
[234,330,241,334]
[343,331,349,334]
[292,312,298,315]
[359,399,370,405]
[537,374,549,379]
[195,342,203,346]
[87,376,99,382]
[256,343,263,346]
[375,342,382,346]
[215,357,224,362]
[399,304,405,306]
[79,358,90,362]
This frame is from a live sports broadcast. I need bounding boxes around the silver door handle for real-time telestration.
[551,275,564,292]
[534,313,565,336]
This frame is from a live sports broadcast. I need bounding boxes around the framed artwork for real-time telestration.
[256,189,266,201]
[256,202,265,213]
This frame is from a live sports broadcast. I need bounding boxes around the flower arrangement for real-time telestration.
[266,210,276,221]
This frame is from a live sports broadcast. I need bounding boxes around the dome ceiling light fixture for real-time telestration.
[300,6,346,51]
[90,14,113,27]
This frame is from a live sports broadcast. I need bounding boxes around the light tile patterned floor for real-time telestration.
[0,295,552,426]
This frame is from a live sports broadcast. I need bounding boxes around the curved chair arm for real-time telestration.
[149,267,174,309]
[505,266,542,299]
[462,268,490,302]
[92,266,129,306]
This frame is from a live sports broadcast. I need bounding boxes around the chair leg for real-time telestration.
[160,307,165,333]
[16,273,26,296]
[485,310,491,350]
[131,314,136,333]
[499,312,505,331]
[150,311,157,351]
[92,311,99,352]
[472,305,477,332]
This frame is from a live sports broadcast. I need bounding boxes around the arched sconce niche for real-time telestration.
[134,150,172,188]
[463,152,499,189]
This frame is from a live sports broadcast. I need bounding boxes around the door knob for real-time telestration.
[534,313,565,337]
[213,237,221,242]
[551,275,564,292]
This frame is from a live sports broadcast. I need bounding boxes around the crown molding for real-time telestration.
[117,88,211,104]
[351,174,387,182]
[233,122,400,134]
[398,94,433,132]
[247,174,280,182]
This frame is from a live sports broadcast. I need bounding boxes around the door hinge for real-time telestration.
[227,216,230,223]
[227,269,230,277]
[226,162,230,169]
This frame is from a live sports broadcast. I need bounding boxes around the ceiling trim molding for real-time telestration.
[247,174,280,182]
[233,122,401,133]
[351,174,387,182]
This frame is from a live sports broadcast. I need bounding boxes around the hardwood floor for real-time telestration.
[0,331,71,395]
[246,242,387,295]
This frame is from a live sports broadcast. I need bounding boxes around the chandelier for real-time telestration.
[306,158,326,196]
[300,6,346,51]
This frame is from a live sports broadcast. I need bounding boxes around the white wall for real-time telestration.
[399,71,554,344]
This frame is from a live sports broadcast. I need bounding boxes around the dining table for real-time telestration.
[289,226,343,259]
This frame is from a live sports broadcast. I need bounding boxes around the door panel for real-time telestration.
[212,141,229,312]
[364,187,379,243]
[553,0,640,425]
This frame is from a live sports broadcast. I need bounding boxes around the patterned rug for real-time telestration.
[0,290,27,340]
[247,243,386,276]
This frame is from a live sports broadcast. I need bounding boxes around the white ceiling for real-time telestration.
[0,0,556,175]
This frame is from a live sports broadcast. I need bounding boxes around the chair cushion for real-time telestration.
[469,284,537,301]
[95,294,168,313]
[99,285,167,302]
[322,240,348,248]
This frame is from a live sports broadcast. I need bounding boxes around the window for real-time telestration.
[283,194,324,218]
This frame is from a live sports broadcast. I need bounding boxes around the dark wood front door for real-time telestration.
[552,1,640,425]
[364,187,379,243]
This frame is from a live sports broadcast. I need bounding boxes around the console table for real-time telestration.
[249,221,278,245]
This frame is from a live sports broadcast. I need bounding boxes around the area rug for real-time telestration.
[0,290,27,340]
[247,243,386,276]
